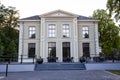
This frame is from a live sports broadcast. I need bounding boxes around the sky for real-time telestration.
[0,0,107,18]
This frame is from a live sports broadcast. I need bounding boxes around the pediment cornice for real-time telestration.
[40,10,79,18]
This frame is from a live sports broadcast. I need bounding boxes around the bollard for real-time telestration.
[33,56,35,64]
[21,55,23,64]
[5,63,8,77]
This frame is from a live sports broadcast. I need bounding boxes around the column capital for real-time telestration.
[41,18,45,23]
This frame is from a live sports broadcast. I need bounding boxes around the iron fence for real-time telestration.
[0,55,36,64]
[0,54,120,64]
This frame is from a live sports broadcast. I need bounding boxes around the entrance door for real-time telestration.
[62,42,70,62]
[28,43,35,58]
[82,43,90,57]
[48,42,57,62]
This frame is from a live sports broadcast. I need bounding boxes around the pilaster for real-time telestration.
[40,18,47,62]
[18,22,24,62]
[94,22,99,56]
[73,18,79,62]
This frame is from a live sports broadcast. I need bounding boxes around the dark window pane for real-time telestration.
[82,43,90,57]
[82,27,89,38]
[63,42,70,47]
[48,42,56,47]
[28,43,35,58]
[62,42,70,62]
[29,26,36,39]
[48,42,56,58]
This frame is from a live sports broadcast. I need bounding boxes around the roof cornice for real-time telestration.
[78,20,99,22]
[40,9,79,17]
[18,20,41,22]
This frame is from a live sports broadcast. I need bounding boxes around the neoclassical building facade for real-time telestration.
[19,10,99,62]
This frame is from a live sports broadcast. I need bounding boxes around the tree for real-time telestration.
[1,26,19,55]
[6,40,17,56]
[0,39,4,55]
[0,3,19,62]
[0,29,4,55]
[107,0,120,22]
[92,9,120,57]
[0,3,19,27]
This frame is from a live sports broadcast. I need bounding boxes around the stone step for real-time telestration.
[35,63,86,70]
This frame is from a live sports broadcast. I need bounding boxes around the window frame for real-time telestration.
[82,26,89,39]
[48,42,56,57]
[28,26,36,39]
[48,24,56,38]
[62,24,70,38]
[82,43,90,57]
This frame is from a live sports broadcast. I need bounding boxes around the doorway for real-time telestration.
[62,42,70,62]
[48,42,57,62]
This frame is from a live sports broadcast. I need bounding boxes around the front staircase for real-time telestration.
[35,63,86,70]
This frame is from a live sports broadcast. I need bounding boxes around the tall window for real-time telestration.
[48,24,56,37]
[62,24,70,37]
[82,43,90,57]
[82,27,89,38]
[62,42,70,62]
[28,43,36,58]
[29,26,36,38]
[48,42,56,57]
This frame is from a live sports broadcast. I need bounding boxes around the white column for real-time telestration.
[57,40,62,62]
[40,18,47,62]
[73,18,79,62]
[94,22,99,56]
[18,22,24,62]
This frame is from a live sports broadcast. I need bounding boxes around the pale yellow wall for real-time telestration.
[22,21,41,40]
[77,21,96,58]
[19,10,99,62]
[19,19,98,62]
[21,21,41,58]
[40,17,79,62]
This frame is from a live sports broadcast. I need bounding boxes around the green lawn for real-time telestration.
[107,70,120,75]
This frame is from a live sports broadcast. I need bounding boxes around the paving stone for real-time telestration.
[0,70,120,80]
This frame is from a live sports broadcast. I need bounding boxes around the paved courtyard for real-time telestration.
[0,70,120,80]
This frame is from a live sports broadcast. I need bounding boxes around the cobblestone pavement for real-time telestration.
[0,70,120,80]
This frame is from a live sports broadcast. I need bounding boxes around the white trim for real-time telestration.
[61,23,71,38]
[19,20,98,22]
[78,20,99,22]
[81,25,90,39]
[73,18,79,62]
[94,22,99,56]
[18,22,24,59]
[40,9,79,17]
[18,19,100,22]
[47,23,57,38]
[19,20,41,22]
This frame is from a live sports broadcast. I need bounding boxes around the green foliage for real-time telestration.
[0,3,19,27]
[107,0,120,22]
[0,3,19,62]
[36,56,43,64]
[6,40,17,56]
[0,40,4,55]
[108,70,120,75]
[0,26,19,56]
[92,9,120,56]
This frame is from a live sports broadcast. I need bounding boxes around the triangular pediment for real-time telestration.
[40,10,79,17]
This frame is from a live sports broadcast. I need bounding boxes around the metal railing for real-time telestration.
[19,55,36,64]
[0,55,36,64]
[1,55,120,64]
